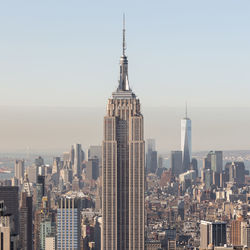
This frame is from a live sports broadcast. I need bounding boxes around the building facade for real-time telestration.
[57,197,80,250]
[181,110,191,173]
[14,159,24,184]
[170,151,183,176]
[102,20,145,250]
[0,186,19,235]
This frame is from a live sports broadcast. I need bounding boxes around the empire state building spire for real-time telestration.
[118,14,130,91]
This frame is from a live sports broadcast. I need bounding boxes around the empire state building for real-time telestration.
[102,19,145,250]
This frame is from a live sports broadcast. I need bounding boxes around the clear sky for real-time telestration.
[1,1,250,152]
[1,0,250,108]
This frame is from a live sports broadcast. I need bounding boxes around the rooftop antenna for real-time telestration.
[123,13,126,56]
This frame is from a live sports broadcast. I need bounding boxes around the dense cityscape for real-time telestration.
[1,3,250,250]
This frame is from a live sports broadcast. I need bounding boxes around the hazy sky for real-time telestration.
[0,1,250,152]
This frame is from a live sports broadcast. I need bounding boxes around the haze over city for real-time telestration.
[1,0,250,152]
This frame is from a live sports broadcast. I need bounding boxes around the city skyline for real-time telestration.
[0,106,250,153]
[1,3,250,249]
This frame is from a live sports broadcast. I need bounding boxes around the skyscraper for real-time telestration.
[200,220,227,249]
[170,151,183,176]
[0,201,18,250]
[102,18,145,250]
[181,106,191,173]
[0,186,19,235]
[86,158,99,181]
[19,190,33,250]
[36,175,45,209]
[57,197,80,250]
[14,159,24,183]
[203,151,223,173]
[73,143,83,177]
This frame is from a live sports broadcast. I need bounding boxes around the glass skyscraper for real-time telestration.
[181,108,192,173]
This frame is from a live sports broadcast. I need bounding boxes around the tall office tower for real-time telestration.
[102,19,145,250]
[147,138,155,152]
[14,159,24,183]
[241,221,250,247]
[88,145,102,162]
[19,174,32,250]
[146,150,157,174]
[36,175,45,209]
[201,169,213,190]
[203,151,223,173]
[35,156,44,167]
[170,151,183,176]
[34,196,56,250]
[40,200,56,250]
[146,139,157,174]
[225,161,246,185]
[52,157,61,174]
[181,106,191,173]
[231,217,243,246]
[19,192,33,250]
[27,165,38,183]
[0,187,19,235]
[70,145,75,163]
[86,158,99,181]
[213,151,223,173]
[190,158,198,177]
[57,197,80,250]
[45,237,56,250]
[200,221,226,249]
[73,143,83,177]
[0,201,18,250]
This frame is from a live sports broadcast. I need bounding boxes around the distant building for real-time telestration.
[170,151,182,176]
[204,151,223,173]
[146,139,158,174]
[241,221,250,247]
[36,175,45,209]
[145,240,162,250]
[0,186,19,235]
[0,201,18,250]
[200,220,226,249]
[19,192,33,250]
[26,165,38,184]
[225,162,246,185]
[73,144,84,177]
[147,138,156,152]
[146,150,158,174]
[14,159,24,184]
[181,107,191,173]
[40,218,56,250]
[202,169,213,190]
[52,157,61,174]
[45,237,56,250]
[88,145,102,164]
[57,197,80,249]
[230,216,244,246]
[86,158,99,181]
[190,158,198,177]
[35,156,44,167]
